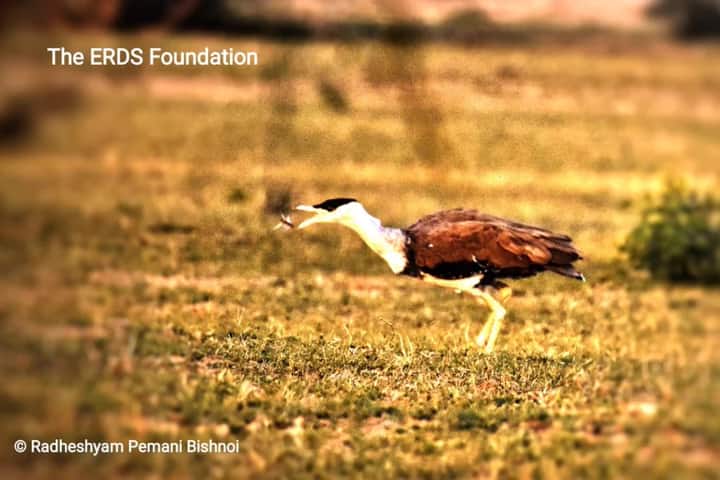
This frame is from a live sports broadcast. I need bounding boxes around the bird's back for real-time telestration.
[405,209,584,282]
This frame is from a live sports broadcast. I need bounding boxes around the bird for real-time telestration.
[284,198,584,353]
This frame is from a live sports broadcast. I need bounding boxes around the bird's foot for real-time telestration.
[476,333,497,354]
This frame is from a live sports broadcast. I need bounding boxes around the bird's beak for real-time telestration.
[295,205,317,213]
[295,205,330,229]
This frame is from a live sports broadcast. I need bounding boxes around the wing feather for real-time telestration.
[497,230,552,263]
[406,209,583,280]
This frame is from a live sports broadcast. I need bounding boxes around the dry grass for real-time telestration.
[1,32,719,479]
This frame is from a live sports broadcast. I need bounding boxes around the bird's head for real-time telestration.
[295,198,367,229]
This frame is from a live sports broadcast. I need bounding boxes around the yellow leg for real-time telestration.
[471,286,510,353]
[475,314,494,348]
[484,309,504,353]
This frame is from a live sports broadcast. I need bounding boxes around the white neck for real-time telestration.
[338,208,407,274]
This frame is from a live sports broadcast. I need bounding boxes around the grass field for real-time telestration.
[1,32,719,479]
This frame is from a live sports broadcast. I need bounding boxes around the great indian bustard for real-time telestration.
[278,198,584,353]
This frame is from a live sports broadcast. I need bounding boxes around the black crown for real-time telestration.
[312,198,358,211]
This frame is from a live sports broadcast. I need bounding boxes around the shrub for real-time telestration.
[440,9,495,43]
[317,80,349,114]
[622,182,720,284]
[648,0,720,39]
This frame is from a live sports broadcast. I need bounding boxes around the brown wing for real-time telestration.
[406,209,583,280]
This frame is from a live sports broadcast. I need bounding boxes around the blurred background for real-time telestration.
[1,1,719,479]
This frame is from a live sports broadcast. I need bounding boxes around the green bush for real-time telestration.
[622,183,720,284]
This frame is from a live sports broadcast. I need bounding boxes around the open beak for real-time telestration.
[295,205,329,229]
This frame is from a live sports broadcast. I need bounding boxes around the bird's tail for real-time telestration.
[547,265,585,282]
